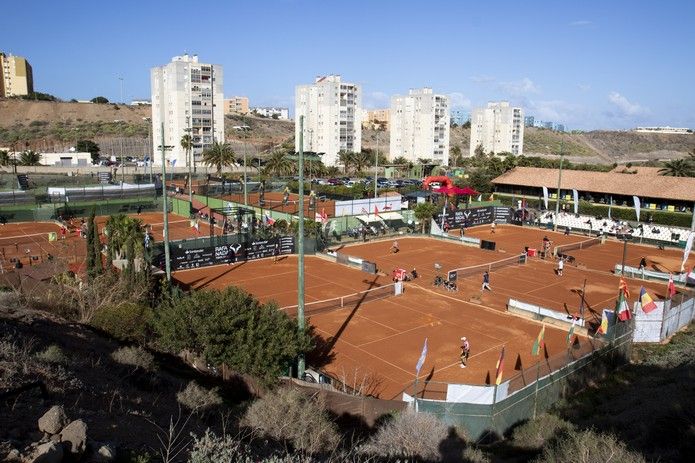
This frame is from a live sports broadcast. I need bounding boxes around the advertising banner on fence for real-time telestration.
[163,236,295,270]
[437,206,514,229]
[335,197,402,217]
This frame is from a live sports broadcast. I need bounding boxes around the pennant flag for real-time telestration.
[477,194,482,201]
[572,189,579,215]
[618,277,630,299]
[415,338,428,376]
[531,325,545,356]
[489,193,494,201]
[567,317,577,345]
[667,274,677,298]
[495,346,505,385]
[681,233,694,272]
[615,287,631,321]
[639,287,657,314]
[320,208,328,224]
[264,213,275,226]
[633,195,641,222]
[47,232,57,242]
[374,205,381,217]
[542,186,549,209]
[598,309,610,335]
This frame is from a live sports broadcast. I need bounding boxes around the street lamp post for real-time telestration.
[374,128,379,199]
[297,116,306,380]
[553,142,564,232]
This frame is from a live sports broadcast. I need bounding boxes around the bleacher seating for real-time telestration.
[538,211,693,244]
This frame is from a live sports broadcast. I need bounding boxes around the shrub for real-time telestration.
[92,302,153,343]
[534,428,646,463]
[176,381,223,412]
[111,346,156,371]
[243,387,340,454]
[462,446,491,463]
[510,414,574,449]
[360,409,462,461]
[35,344,68,365]
[189,430,245,463]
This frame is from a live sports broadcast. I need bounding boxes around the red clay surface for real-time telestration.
[0,212,208,272]
[171,237,620,399]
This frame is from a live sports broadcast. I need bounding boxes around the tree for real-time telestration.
[414,202,440,233]
[658,159,694,177]
[417,158,432,165]
[104,214,145,266]
[202,141,236,174]
[392,156,409,165]
[352,150,371,173]
[263,150,294,177]
[76,140,101,163]
[90,96,109,104]
[153,287,313,384]
[180,134,193,168]
[474,144,486,158]
[325,165,340,177]
[449,146,463,167]
[0,150,10,167]
[19,150,41,166]
[338,150,354,174]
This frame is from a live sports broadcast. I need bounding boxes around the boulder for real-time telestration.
[59,419,87,454]
[30,441,63,463]
[38,406,69,435]
[94,443,117,462]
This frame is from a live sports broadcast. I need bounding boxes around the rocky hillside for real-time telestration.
[1,99,693,164]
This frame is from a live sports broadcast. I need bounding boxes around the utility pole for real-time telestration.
[297,116,306,379]
[159,123,173,283]
[553,142,564,232]
[374,128,379,199]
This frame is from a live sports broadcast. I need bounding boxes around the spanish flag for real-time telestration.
[48,232,58,242]
[495,346,505,385]
[531,325,545,356]
[639,287,657,313]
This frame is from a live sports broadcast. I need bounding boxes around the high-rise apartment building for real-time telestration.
[469,101,524,156]
[295,75,361,166]
[150,54,224,167]
[0,52,34,97]
[390,88,450,165]
[362,109,390,130]
[224,96,249,115]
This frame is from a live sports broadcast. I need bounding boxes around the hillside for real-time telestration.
[1,99,693,164]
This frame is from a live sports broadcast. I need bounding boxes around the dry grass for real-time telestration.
[176,381,223,412]
[111,346,156,371]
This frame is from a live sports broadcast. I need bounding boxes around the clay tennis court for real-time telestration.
[170,241,598,399]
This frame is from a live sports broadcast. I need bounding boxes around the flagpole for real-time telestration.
[532,361,540,419]
[579,278,587,319]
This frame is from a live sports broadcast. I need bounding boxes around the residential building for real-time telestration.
[130,99,151,106]
[150,54,224,167]
[469,101,524,156]
[554,123,565,132]
[252,106,289,120]
[390,88,450,165]
[362,109,390,130]
[0,52,34,97]
[524,116,535,127]
[295,75,362,166]
[224,96,249,115]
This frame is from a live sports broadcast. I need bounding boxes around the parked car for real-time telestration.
[327,178,343,185]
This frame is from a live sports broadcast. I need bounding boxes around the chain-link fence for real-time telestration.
[412,324,633,441]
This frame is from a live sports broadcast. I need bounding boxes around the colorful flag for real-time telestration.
[598,309,609,335]
[373,205,380,217]
[531,325,545,356]
[567,317,577,345]
[415,338,428,376]
[618,277,630,299]
[639,287,657,314]
[495,346,505,385]
[667,274,677,298]
[47,232,57,242]
[615,288,631,321]
[320,208,328,224]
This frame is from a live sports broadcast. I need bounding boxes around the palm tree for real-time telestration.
[352,150,371,174]
[202,141,236,175]
[325,165,340,177]
[0,150,10,166]
[180,134,193,167]
[392,156,408,165]
[658,159,694,177]
[104,215,145,261]
[263,150,294,178]
[19,150,41,166]
[338,150,354,174]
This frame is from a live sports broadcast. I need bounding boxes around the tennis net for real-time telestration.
[447,254,527,281]
[553,237,602,257]
[280,282,399,316]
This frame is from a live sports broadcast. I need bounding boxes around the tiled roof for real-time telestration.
[492,167,695,202]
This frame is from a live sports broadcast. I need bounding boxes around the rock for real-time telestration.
[59,419,87,454]
[7,449,20,461]
[50,434,61,443]
[94,443,117,462]
[30,441,63,463]
[38,406,69,435]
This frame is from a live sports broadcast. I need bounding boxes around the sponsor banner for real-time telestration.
[164,236,295,271]
[437,206,514,229]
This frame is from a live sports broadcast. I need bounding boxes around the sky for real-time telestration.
[2,0,694,130]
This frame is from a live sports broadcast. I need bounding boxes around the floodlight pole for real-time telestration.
[297,116,306,379]
[553,142,564,232]
[160,122,172,283]
[374,129,379,199]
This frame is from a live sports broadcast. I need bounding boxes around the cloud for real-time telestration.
[607,91,646,117]
[577,83,591,92]
[470,75,496,84]
[447,92,471,109]
[499,77,540,96]
[569,20,593,27]
[363,91,390,109]
[527,99,582,124]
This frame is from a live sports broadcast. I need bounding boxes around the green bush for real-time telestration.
[243,386,340,454]
[510,414,574,449]
[533,428,646,463]
[91,302,153,344]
